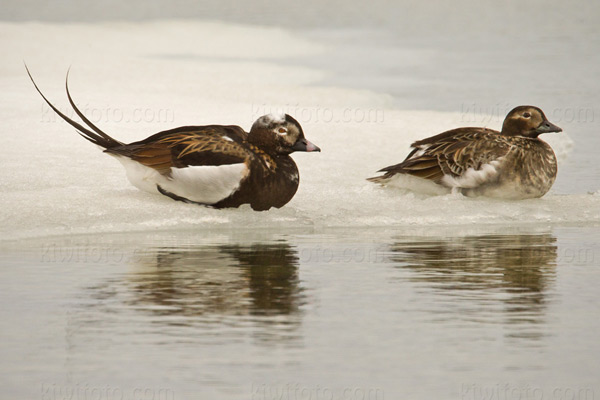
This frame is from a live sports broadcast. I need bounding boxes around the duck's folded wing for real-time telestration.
[107,126,251,173]
[378,129,513,188]
[107,126,253,204]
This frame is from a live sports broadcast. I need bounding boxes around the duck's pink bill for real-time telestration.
[305,140,320,152]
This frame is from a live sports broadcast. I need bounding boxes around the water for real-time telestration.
[2,1,600,399]
[1,226,599,399]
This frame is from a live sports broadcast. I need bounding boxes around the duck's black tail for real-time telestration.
[25,64,124,150]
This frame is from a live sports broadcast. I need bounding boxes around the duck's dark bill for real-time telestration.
[292,138,321,152]
[536,120,562,134]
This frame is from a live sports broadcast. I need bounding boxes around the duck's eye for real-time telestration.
[523,112,531,118]
[278,127,288,134]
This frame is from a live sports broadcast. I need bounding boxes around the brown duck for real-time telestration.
[369,106,562,199]
[27,67,320,211]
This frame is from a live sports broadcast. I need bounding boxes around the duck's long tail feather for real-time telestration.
[25,63,124,150]
[366,175,386,183]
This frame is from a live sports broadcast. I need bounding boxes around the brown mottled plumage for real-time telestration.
[369,106,562,199]
[27,66,320,211]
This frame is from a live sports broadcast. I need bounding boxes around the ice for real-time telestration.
[1,21,598,241]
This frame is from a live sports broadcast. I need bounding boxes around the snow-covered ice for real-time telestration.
[0,21,597,241]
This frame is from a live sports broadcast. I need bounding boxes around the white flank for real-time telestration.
[441,161,500,189]
[114,156,248,204]
[115,156,165,194]
[166,164,248,204]
[385,174,450,196]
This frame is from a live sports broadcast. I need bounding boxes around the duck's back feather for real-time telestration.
[106,125,252,173]
[373,127,513,187]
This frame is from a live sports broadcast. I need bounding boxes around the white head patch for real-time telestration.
[251,112,288,133]
[258,112,286,126]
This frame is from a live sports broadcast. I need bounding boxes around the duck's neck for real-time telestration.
[500,128,539,139]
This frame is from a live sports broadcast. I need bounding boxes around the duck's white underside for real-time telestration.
[114,156,248,204]
[441,160,501,189]
[384,174,451,196]
[382,158,537,199]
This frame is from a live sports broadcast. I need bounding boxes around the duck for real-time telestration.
[368,106,562,199]
[26,67,320,211]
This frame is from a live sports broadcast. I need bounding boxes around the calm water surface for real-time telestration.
[1,226,599,400]
[2,3,600,399]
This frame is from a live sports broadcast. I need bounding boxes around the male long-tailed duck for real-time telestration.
[27,67,320,211]
[368,106,562,199]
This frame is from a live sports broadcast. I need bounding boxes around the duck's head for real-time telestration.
[249,113,320,155]
[501,106,562,138]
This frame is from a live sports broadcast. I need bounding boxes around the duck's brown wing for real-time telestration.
[370,128,513,185]
[106,125,252,175]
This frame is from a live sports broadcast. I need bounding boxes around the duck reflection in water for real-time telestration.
[390,233,557,340]
[128,243,304,318]
[74,242,304,345]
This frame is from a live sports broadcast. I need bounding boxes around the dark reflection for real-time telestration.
[221,245,301,315]
[390,233,557,340]
[129,243,303,318]
[130,244,301,316]
[73,242,304,344]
